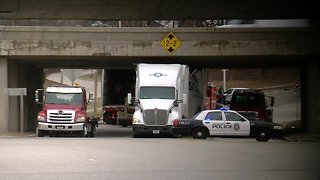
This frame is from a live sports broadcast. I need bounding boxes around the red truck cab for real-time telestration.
[35,85,97,137]
[229,90,274,122]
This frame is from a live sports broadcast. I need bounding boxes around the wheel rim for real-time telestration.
[260,132,266,137]
[197,131,203,137]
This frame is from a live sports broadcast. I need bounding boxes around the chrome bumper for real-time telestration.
[38,122,84,131]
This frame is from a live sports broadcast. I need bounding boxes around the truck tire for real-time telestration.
[37,130,44,137]
[79,126,88,137]
[255,128,271,142]
[89,124,96,137]
[122,120,128,127]
[133,132,144,138]
[192,127,208,139]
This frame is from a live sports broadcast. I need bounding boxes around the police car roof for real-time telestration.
[201,108,236,113]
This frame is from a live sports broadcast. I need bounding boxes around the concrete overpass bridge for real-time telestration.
[0,26,319,134]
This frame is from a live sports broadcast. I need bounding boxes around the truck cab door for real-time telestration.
[223,111,250,136]
[203,111,224,136]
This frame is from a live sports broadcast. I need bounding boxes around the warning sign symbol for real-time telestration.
[160,32,181,54]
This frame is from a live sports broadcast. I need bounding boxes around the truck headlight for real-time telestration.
[77,116,86,123]
[37,115,46,122]
[273,125,283,130]
[133,118,141,124]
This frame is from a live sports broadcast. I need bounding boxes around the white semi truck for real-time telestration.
[128,63,203,137]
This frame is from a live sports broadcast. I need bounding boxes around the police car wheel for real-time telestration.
[255,128,271,142]
[192,128,208,139]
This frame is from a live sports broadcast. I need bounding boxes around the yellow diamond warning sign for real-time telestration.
[160,32,181,54]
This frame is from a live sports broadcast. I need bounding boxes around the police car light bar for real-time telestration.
[219,107,230,111]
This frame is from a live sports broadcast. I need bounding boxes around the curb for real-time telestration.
[282,136,320,142]
[0,133,37,138]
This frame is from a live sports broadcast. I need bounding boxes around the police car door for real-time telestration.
[203,111,224,136]
[223,111,250,136]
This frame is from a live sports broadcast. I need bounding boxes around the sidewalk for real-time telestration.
[283,132,320,142]
[0,132,36,138]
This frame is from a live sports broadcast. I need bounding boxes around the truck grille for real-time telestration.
[144,109,168,126]
[47,110,75,123]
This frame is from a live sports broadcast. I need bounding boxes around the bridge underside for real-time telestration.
[6,55,311,69]
[0,0,318,20]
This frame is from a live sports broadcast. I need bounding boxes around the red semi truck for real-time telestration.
[229,90,274,122]
[35,85,98,137]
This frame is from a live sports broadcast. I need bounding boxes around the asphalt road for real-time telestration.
[1,125,319,180]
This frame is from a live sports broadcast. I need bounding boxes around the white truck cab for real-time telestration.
[128,64,191,137]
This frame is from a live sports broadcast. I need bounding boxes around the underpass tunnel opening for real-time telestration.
[41,61,303,132]
[4,55,318,134]
[207,68,302,131]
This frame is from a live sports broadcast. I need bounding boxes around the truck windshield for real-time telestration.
[140,87,175,100]
[232,94,265,105]
[45,92,83,105]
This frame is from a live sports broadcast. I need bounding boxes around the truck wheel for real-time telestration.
[122,121,128,127]
[192,127,208,139]
[79,126,88,137]
[255,128,271,142]
[37,130,44,137]
[133,132,143,138]
[89,125,96,137]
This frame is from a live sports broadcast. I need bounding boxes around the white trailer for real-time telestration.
[128,63,203,137]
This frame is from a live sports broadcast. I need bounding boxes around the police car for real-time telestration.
[171,108,283,142]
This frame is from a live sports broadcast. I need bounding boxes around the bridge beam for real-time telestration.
[0,27,319,57]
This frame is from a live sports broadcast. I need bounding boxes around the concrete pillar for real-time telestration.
[302,60,320,133]
[0,58,9,133]
[6,61,44,133]
[8,61,20,132]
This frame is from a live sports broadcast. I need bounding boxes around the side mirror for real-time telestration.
[173,101,179,107]
[270,96,275,107]
[182,94,187,105]
[175,93,187,105]
[266,96,275,107]
[88,92,93,103]
[173,93,188,108]
[35,89,43,104]
[127,93,132,105]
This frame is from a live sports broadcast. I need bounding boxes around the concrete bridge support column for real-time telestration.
[8,61,44,133]
[1,60,44,133]
[302,60,320,133]
[0,58,9,133]
[8,60,20,132]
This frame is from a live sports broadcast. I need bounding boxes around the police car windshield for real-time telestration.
[140,86,175,99]
[45,92,82,105]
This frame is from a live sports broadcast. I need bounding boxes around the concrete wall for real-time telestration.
[0,27,319,57]
[8,60,19,132]
[302,60,320,133]
[0,59,44,133]
[0,58,9,133]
